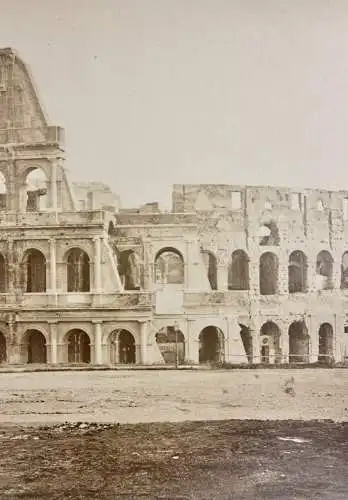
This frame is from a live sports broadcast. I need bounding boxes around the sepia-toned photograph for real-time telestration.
[0,1,347,498]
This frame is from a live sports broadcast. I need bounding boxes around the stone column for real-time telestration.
[217,250,228,291]
[139,321,148,364]
[49,239,57,293]
[308,314,319,363]
[50,160,58,211]
[93,321,102,365]
[93,237,102,293]
[48,322,58,364]
[186,319,199,364]
[7,238,15,294]
[8,316,20,364]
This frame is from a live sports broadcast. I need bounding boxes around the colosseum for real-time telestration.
[0,47,347,367]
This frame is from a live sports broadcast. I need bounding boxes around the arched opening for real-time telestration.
[316,251,333,290]
[341,252,348,289]
[155,248,184,285]
[66,329,91,363]
[259,252,278,295]
[25,330,47,364]
[118,250,141,290]
[239,324,252,363]
[0,253,6,293]
[108,221,116,237]
[119,330,136,364]
[23,249,46,292]
[199,326,224,364]
[318,323,334,364]
[288,321,309,363]
[260,322,281,364]
[0,332,6,363]
[25,168,48,212]
[228,250,249,290]
[201,250,217,290]
[66,248,90,292]
[259,221,280,246]
[289,251,307,293]
[0,171,7,211]
[155,326,185,365]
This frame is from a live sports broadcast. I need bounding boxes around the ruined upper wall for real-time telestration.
[0,48,64,146]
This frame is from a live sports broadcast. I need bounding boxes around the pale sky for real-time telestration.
[1,0,348,208]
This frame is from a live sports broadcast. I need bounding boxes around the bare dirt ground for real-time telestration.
[0,368,347,424]
[0,369,347,499]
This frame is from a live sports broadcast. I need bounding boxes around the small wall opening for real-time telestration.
[289,250,307,293]
[0,332,6,363]
[228,250,249,290]
[25,330,47,364]
[259,221,280,246]
[155,248,184,285]
[155,326,185,365]
[66,248,90,292]
[23,249,46,293]
[118,330,136,364]
[288,321,309,363]
[260,322,281,364]
[316,251,333,290]
[199,326,224,364]
[118,250,141,290]
[67,329,91,363]
[259,252,278,295]
[239,324,252,363]
[318,323,334,364]
[25,168,48,212]
[201,250,217,290]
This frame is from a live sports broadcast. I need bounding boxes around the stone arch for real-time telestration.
[0,252,6,293]
[318,323,334,364]
[198,326,224,364]
[288,321,309,363]
[0,331,6,363]
[289,250,308,293]
[154,247,184,285]
[239,324,252,363]
[109,329,136,364]
[260,321,281,364]
[259,252,278,295]
[23,329,47,364]
[65,329,91,363]
[341,252,348,289]
[66,248,90,292]
[118,250,141,290]
[155,326,185,365]
[22,166,49,212]
[201,250,217,290]
[316,251,334,290]
[259,221,280,246]
[228,250,250,290]
[22,249,46,292]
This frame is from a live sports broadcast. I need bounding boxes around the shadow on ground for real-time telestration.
[0,420,347,499]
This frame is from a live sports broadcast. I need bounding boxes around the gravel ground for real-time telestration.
[0,368,347,425]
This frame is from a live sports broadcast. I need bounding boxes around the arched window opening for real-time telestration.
[25,330,47,364]
[155,248,184,285]
[341,252,348,289]
[118,250,141,290]
[0,172,7,211]
[25,168,48,212]
[288,321,309,363]
[316,251,333,290]
[0,332,6,363]
[201,250,217,290]
[318,323,334,364]
[119,330,136,364]
[67,329,90,363]
[259,252,278,295]
[228,250,249,290]
[239,324,252,363]
[199,326,224,364]
[0,253,6,293]
[289,251,307,293]
[260,322,281,364]
[108,221,116,237]
[67,248,90,292]
[23,250,46,293]
[155,326,185,365]
[259,221,280,246]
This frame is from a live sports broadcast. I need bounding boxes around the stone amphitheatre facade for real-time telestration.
[0,47,347,367]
